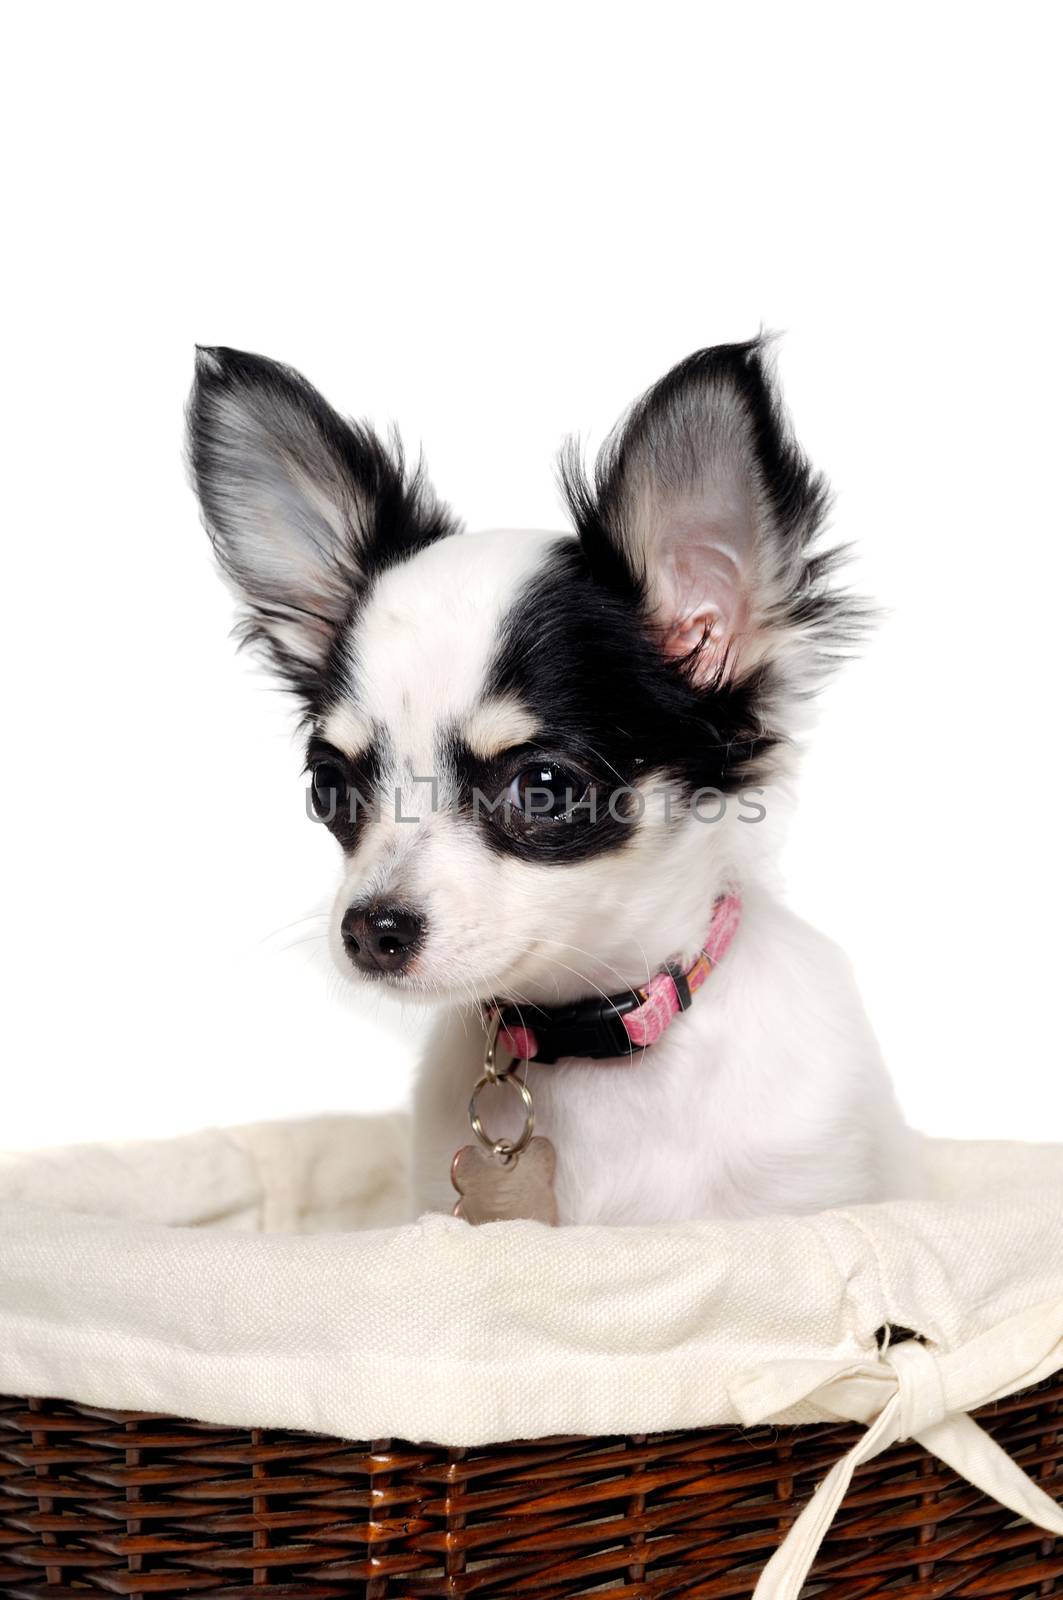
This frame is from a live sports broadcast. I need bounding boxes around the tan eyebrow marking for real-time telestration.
[463,696,540,759]
[319,701,373,757]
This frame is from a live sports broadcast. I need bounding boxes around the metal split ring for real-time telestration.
[482,1008,506,1083]
[468,1070,535,1158]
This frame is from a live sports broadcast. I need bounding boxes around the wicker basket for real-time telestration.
[2,1378,1060,1599]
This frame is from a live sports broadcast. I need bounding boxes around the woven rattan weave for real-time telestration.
[0,1378,1059,1598]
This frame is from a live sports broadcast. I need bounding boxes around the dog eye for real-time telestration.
[508,763,589,823]
[310,760,349,819]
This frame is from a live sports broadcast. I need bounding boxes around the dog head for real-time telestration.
[188,341,860,1003]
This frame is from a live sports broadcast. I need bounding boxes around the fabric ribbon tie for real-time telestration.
[729,1297,1063,1598]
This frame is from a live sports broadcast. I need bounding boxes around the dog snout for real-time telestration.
[341,902,426,975]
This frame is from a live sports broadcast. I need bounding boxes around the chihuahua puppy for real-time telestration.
[188,340,913,1225]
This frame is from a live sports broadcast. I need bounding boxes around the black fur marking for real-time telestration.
[187,346,459,719]
[476,539,774,864]
[305,736,386,854]
[446,728,640,865]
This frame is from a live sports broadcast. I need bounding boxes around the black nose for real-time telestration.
[341,902,425,974]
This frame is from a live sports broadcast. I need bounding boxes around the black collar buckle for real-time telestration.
[664,961,693,1012]
[496,990,645,1064]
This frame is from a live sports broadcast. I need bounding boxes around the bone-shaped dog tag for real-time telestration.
[451,1137,559,1225]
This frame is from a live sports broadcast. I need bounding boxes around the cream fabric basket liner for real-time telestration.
[0,1115,1058,1444]
[3,1116,1063,1600]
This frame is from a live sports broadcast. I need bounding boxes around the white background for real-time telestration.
[3,3,1060,1151]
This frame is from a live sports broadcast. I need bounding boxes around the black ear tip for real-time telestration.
[192,345,299,397]
[706,333,772,374]
[647,335,775,405]
[193,345,226,381]
[193,344,257,375]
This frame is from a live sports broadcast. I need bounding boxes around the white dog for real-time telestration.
[188,339,914,1225]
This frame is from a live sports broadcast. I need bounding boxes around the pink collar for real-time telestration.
[493,889,742,1064]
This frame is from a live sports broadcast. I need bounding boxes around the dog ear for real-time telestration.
[562,338,860,688]
[187,347,455,703]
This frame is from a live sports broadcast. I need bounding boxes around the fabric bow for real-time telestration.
[729,1297,1063,1599]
